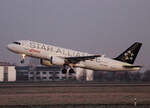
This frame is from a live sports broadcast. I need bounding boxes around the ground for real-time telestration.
[0,82,149,105]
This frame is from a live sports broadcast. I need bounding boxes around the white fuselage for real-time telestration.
[7,40,140,71]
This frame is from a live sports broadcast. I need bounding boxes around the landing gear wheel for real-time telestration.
[62,68,67,74]
[62,64,75,80]
[69,68,75,74]
[20,60,25,64]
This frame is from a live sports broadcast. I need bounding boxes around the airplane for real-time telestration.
[7,40,142,73]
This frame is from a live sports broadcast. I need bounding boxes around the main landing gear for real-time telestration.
[62,64,75,79]
[20,54,26,64]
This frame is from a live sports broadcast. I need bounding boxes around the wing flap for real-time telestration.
[123,65,142,68]
[65,55,101,64]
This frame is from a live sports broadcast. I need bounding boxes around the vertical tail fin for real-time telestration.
[114,42,142,64]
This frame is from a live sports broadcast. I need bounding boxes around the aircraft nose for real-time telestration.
[7,44,13,50]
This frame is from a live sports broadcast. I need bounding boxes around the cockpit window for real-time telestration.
[13,42,21,45]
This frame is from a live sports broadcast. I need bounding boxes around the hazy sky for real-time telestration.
[0,0,150,67]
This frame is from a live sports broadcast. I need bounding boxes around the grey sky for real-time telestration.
[0,0,150,67]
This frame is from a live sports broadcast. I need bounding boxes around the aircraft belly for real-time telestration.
[83,61,110,71]
[83,61,125,71]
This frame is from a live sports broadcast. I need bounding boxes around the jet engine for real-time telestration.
[50,56,65,66]
[40,59,53,66]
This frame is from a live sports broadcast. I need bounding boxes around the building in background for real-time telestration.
[0,62,16,82]
[0,59,94,82]
[28,66,63,81]
[16,66,76,81]
[15,58,92,81]
[15,66,29,81]
[75,68,94,81]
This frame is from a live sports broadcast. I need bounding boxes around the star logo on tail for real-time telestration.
[124,50,134,60]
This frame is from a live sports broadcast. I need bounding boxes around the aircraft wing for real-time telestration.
[123,65,142,68]
[65,55,101,64]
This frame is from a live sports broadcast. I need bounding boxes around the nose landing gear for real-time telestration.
[20,54,26,64]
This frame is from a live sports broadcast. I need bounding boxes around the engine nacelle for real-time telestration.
[50,56,65,66]
[40,59,53,66]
